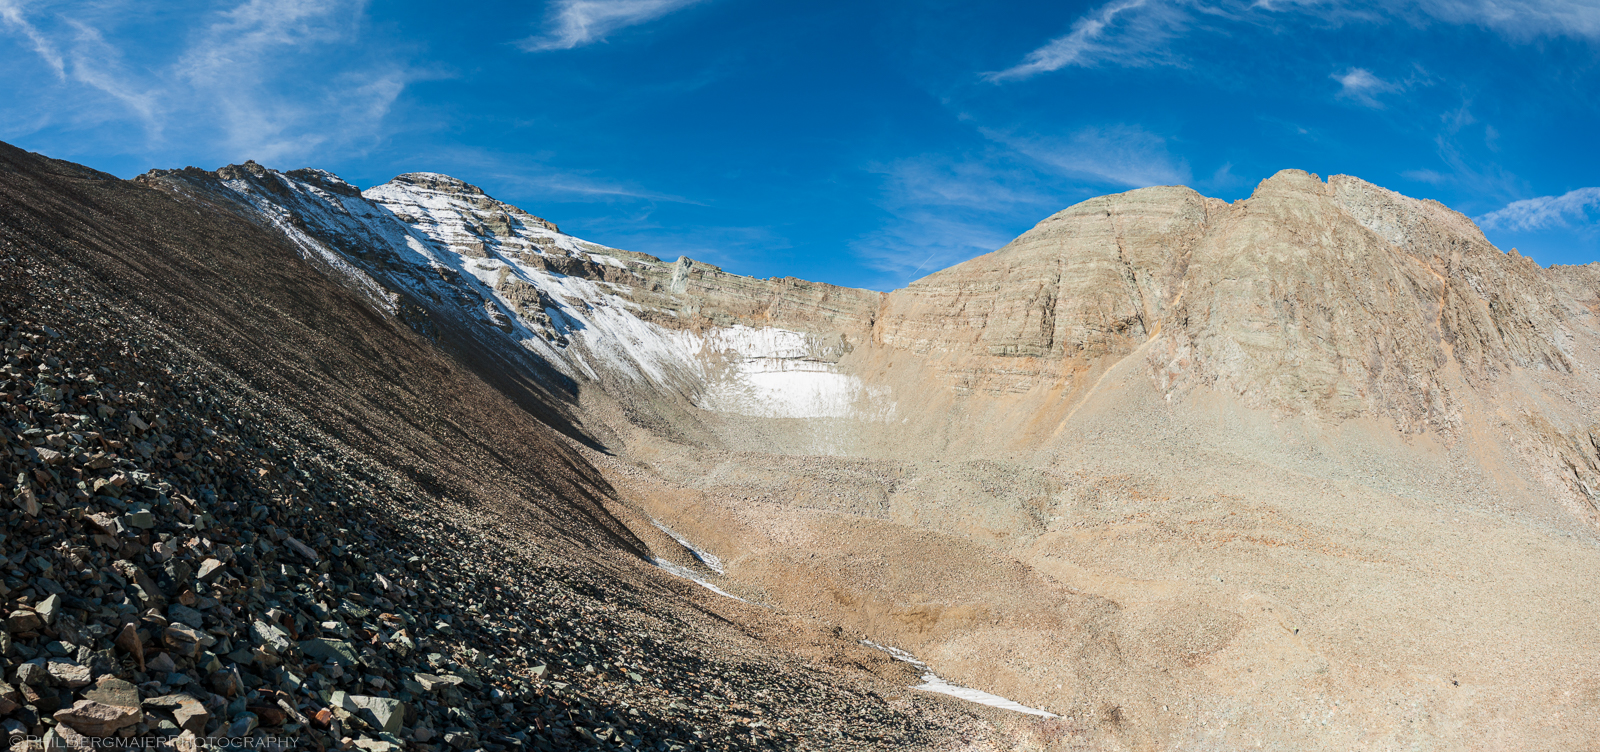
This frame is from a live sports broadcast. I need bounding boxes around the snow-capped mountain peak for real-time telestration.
[138,161,888,430]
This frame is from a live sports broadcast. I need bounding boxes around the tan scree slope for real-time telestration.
[608,170,1600,750]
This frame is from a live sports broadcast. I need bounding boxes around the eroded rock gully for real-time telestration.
[8,140,1600,750]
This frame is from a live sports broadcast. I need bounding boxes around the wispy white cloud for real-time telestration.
[984,0,1193,81]
[0,0,64,77]
[989,0,1600,83]
[0,2,164,142]
[986,125,1192,187]
[1332,67,1399,108]
[62,19,161,130]
[1403,103,1526,202]
[423,145,706,205]
[1402,168,1449,185]
[496,173,704,204]
[521,0,705,52]
[1477,188,1600,231]
[600,223,790,269]
[853,210,1024,283]
[851,151,1066,286]
[1203,161,1246,191]
[0,0,420,165]
[851,124,1190,287]
[875,154,1056,209]
[1414,0,1600,40]
[0,0,419,165]
[175,0,407,163]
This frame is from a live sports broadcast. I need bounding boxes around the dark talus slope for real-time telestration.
[0,145,630,552]
[0,142,1022,751]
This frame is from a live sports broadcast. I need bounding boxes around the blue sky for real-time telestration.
[2,0,1598,290]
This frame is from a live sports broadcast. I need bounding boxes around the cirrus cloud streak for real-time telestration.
[990,0,1600,82]
[521,0,706,51]
[1477,187,1600,232]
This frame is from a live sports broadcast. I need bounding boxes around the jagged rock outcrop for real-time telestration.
[878,185,1211,361]
[872,185,1214,397]
[872,170,1599,437]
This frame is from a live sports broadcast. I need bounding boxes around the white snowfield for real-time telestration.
[209,165,890,422]
[860,641,1059,718]
[697,327,893,420]
[651,519,724,574]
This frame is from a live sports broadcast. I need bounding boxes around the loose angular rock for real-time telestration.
[195,558,225,582]
[163,623,208,657]
[346,694,404,734]
[36,595,61,625]
[83,676,140,711]
[146,652,177,674]
[7,609,43,633]
[13,486,39,517]
[208,670,241,697]
[53,699,142,736]
[300,638,358,667]
[16,659,49,686]
[145,695,210,736]
[85,513,119,534]
[251,619,291,655]
[166,604,205,630]
[112,561,165,609]
[283,536,319,561]
[124,509,154,529]
[45,658,92,688]
[113,623,145,671]
[225,712,257,738]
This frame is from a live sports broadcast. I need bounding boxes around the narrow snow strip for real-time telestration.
[650,520,724,573]
[860,640,1059,718]
[862,640,928,668]
[910,675,1060,718]
[652,558,749,603]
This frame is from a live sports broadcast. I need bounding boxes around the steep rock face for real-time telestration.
[360,168,881,345]
[1151,171,1587,431]
[880,185,1211,360]
[870,170,1599,437]
[1151,170,1466,428]
[140,156,1600,530]
[871,186,1213,396]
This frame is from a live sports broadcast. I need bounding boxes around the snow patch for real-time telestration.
[861,640,1059,718]
[700,363,880,420]
[652,558,748,603]
[651,520,724,574]
[695,325,895,420]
